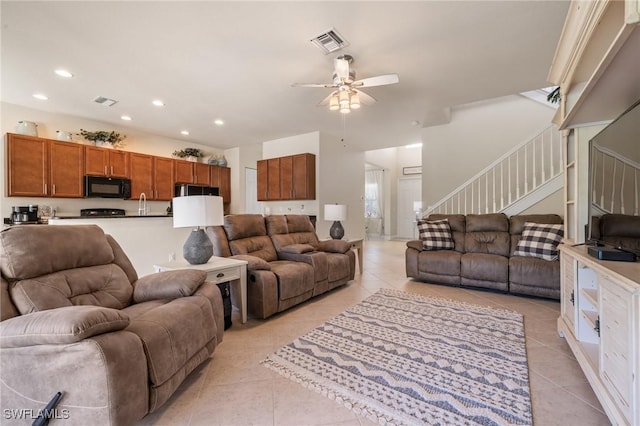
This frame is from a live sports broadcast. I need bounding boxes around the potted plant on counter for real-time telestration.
[78,129,126,149]
[172,148,204,162]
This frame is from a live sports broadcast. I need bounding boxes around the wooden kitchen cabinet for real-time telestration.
[129,153,153,200]
[174,159,194,184]
[154,157,174,201]
[194,162,210,186]
[6,133,48,197]
[130,154,175,201]
[85,145,129,178]
[292,153,315,200]
[49,141,84,198]
[257,153,315,201]
[210,165,231,204]
[6,134,83,198]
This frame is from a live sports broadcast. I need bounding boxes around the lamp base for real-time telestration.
[329,221,344,240]
[183,228,213,264]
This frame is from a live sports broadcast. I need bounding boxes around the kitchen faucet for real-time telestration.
[138,193,147,216]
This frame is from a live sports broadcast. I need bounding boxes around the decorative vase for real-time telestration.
[187,156,197,162]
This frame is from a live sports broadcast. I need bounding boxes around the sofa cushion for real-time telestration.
[280,244,315,254]
[466,213,509,232]
[509,256,560,291]
[229,254,271,271]
[269,261,315,300]
[124,296,216,387]
[0,225,114,280]
[133,270,206,303]
[418,219,454,250]
[10,264,133,314]
[464,232,510,256]
[0,306,129,347]
[510,214,563,254]
[229,235,278,262]
[461,253,509,284]
[428,214,466,252]
[417,250,462,277]
[224,214,268,240]
[513,222,564,261]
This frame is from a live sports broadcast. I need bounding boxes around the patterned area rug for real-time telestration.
[262,288,532,425]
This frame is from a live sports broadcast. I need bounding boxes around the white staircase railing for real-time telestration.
[591,144,640,215]
[424,125,563,216]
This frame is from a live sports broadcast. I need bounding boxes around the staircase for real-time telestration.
[591,143,640,215]
[424,125,563,216]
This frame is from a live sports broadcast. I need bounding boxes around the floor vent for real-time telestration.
[310,28,349,54]
[93,96,118,107]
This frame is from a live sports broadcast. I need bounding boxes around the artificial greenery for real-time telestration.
[78,129,126,148]
[547,86,561,104]
[172,147,204,158]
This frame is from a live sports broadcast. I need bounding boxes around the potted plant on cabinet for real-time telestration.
[78,129,126,149]
[172,148,204,162]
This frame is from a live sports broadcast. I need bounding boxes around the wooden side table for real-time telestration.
[154,257,249,323]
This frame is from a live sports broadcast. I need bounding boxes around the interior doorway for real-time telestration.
[245,167,260,214]
[397,177,421,239]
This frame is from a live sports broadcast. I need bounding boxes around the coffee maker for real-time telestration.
[11,205,39,224]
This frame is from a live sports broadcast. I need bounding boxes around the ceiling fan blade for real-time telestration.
[353,89,377,105]
[291,82,337,88]
[353,74,399,88]
[317,91,338,106]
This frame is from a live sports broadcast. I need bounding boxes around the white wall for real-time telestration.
[225,143,263,214]
[421,95,557,209]
[1,102,224,218]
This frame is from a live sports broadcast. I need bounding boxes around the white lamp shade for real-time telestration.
[413,201,423,211]
[324,204,347,221]
[173,195,224,228]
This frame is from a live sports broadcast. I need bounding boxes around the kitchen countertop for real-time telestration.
[51,214,172,219]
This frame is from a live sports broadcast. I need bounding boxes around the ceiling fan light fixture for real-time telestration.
[329,94,340,111]
[340,104,351,114]
[350,93,361,109]
[338,90,350,106]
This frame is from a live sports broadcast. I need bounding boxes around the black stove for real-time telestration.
[80,208,126,217]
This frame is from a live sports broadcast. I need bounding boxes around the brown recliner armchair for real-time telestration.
[0,225,224,425]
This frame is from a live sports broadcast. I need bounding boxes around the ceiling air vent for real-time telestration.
[92,96,118,107]
[310,28,349,55]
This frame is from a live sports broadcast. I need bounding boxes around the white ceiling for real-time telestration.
[1,1,570,151]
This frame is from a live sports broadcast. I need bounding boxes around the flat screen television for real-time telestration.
[587,97,640,254]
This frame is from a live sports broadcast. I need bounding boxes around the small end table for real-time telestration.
[154,257,248,323]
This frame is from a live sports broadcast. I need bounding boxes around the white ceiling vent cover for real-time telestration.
[310,28,349,54]
[93,96,118,107]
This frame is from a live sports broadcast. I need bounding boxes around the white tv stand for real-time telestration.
[558,244,640,425]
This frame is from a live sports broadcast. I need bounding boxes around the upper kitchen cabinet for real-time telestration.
[154,157,175,201]
[6,133,83,198]
[257,153,315,201]
[48,140,84,197]
[6,133,48,197]
[130,154,175,201]
[174,159,210,185]
[85,145,129,178]
[210,165,231,204]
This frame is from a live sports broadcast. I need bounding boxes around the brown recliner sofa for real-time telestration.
[207,214,355,319]
[0,225,224,425]
[406,213,563,299]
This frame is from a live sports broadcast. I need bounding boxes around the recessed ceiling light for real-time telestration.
[181,130,189,136]
[214,119,224,126]
[121,115,132,121]
[33,93,48,100]
[152,100,165,107]
[54,69,73,78]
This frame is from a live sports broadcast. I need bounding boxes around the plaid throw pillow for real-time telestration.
[513,222,564,261]
[418,219,454,250]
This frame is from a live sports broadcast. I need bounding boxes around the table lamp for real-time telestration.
[173,195,224,264]
[413,201,423,220]
[324,204,347,240]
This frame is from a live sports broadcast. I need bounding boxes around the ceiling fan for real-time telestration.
[292,54,399,114]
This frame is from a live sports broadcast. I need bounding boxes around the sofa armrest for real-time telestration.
[280,244,315,254]
[133,269,206,303]
[229,254,272,271]
[406,240,423,251]
[0,305,129,348]
[316,240,351,254]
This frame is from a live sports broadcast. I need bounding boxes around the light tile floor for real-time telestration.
[139,240,611,426]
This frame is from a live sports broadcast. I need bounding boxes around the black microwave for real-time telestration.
[84,175,131,199]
